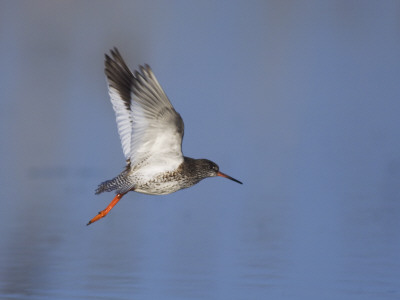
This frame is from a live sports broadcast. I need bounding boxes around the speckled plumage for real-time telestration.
[87,48,242,225]
[96,157,222,196]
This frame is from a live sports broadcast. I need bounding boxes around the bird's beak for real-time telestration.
[217,171,243,184]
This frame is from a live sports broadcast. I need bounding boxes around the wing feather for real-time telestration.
[104,48,184,170]
[104,48,134,159]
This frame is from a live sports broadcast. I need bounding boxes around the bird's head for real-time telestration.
[196,159,242,184]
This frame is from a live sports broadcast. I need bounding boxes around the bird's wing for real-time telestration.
[105,48,134,160]
[105,48,184,170]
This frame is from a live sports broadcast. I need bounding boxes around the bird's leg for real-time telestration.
[87,193,125,225]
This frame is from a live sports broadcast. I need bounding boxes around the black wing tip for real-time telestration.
[105,47,150,68]
[110,47,120,57]
[104,49,134,109]
[103,47,157,107]
[104,47,118,60]
[105,47,129,73]
[105,47,151,78]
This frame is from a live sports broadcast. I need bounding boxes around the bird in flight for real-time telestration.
[87,48,242,225]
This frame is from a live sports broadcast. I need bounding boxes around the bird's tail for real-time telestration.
[95,173,132,195]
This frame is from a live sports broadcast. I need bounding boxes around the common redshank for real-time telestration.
[87,48,242,225]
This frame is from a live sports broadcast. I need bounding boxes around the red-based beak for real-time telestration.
[217,171,243,184]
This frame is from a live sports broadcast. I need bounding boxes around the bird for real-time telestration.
[87,48,242,225]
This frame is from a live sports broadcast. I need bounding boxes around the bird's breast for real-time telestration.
[130,170,201,195]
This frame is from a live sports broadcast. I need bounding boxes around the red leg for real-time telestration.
[87,193,125,225]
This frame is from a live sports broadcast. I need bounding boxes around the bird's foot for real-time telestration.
[87,193,125,225]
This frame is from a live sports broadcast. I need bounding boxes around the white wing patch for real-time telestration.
[108,86,132,159]
[130,100,184,171]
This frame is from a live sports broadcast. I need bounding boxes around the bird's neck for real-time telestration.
[182,156,202,178]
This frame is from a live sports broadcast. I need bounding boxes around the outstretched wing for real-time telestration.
[104,48,184,170]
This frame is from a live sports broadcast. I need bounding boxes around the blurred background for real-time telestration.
[1,1,400,299]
